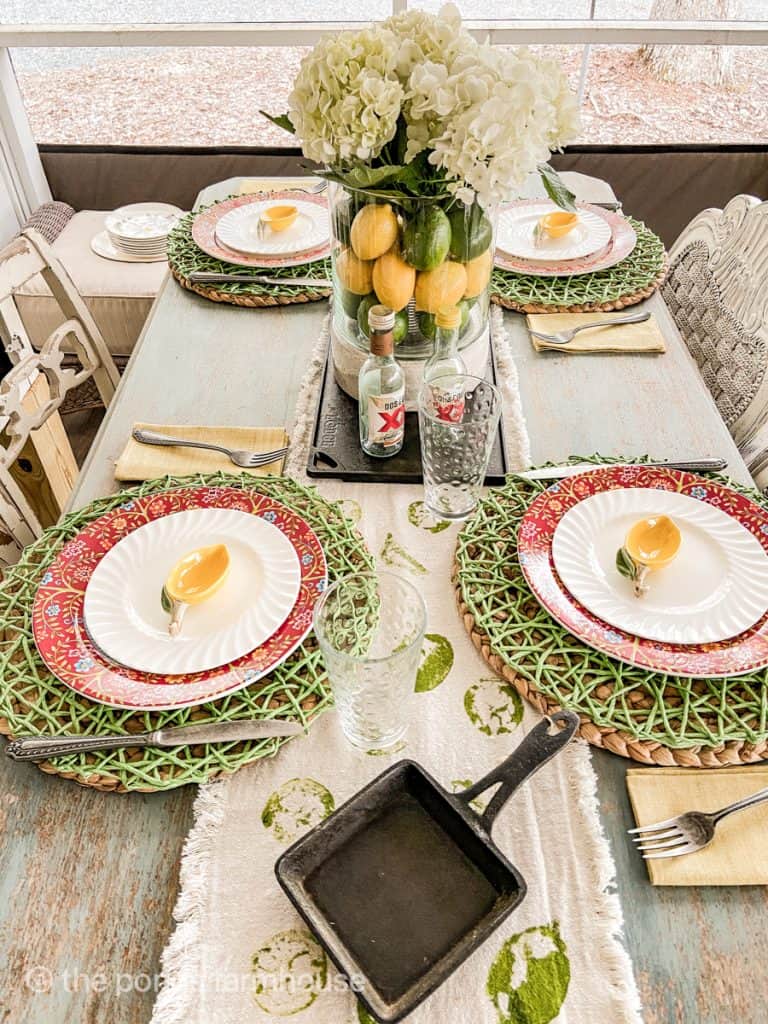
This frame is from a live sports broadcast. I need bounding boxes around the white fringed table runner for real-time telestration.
[151,308,642,1024]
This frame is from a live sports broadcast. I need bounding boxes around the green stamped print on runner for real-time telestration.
[339,498,363,525]
[380,533,428,576]
[407,500,450,534]
[357,1003,377,1024]
[487,922,570,1024]
[366,740,407,757]
[450,778,486,813]
[251,928,328,1015]
[465,678,524,736]
[261,778,335,844]
[416,634,455,692]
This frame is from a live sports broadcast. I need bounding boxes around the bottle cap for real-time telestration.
[368,305,395,332]
[435,306,462,329]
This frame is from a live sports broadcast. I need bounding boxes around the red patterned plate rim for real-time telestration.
[494,202,636,277]
[517,466,768,678]
[192,192,331,269]
[32,486,327,710]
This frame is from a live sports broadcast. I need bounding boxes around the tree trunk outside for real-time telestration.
[640,0,740,87]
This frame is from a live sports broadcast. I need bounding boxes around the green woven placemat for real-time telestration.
[167,205,332,308]
[454,457,768,768]
[491,218,668,314]
[0,474,372,792]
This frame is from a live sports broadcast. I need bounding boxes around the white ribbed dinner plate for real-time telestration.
[83,508,301,674]
[497,203,611,261]
[551,487,768,644]
[215,199,329,256]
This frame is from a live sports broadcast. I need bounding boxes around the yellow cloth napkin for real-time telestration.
[237,177,322,196]
[115,423,289,482]
[526,311,666,354]
[626,765,768,886]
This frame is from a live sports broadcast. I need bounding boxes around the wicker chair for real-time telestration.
[663,195,768,489]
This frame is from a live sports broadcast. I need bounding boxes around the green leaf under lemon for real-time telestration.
[616,546,639,582]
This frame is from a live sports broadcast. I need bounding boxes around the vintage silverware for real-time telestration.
[6,719,304,761]
[187,271,332,287]
[528,310,651,345]
[519,458,728,481]
[132,428,289,469]
[629,785,768,859]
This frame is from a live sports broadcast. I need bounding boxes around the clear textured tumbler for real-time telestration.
[313,571,427,751]
[418,374,502,520]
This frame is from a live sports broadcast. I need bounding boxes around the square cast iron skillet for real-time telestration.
[276,709,579,1023]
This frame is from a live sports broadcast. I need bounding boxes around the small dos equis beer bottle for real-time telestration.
[358,305,406,458]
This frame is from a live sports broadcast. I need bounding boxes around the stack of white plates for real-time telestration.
[92,202,184,263]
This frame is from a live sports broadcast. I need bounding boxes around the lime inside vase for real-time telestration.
[330,182,497,361]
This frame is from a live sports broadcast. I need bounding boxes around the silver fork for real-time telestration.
[132,428,289,469]
[529,310,651,345]
[629,785,768,859]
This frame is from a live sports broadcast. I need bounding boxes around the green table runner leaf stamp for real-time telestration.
[491,218,667,314]
[0,473,373,793]
[167,204,332,308]
[453,456,768,767]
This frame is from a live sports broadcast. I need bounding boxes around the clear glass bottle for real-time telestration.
[423,306,468,423]
[358,305,406,458]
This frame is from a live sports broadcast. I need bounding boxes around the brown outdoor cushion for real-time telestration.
[40,144,768,248]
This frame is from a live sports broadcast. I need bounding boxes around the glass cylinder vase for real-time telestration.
[329,182,496,362]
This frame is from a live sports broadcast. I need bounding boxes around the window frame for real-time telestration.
[1,12,766,226]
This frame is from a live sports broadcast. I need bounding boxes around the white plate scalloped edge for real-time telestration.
[551,487,768,645]
[215,199,330,257]
[83,508,301,674]
[497,202,612,261]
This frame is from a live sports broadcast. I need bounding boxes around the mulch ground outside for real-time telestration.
[16,45,768,147]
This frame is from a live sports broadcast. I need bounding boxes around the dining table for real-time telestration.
[1,175,766,1024]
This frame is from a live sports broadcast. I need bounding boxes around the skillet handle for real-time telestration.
[457,710,579,834]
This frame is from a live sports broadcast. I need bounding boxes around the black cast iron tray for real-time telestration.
[306,340,508,484]
[276,710,578,1023]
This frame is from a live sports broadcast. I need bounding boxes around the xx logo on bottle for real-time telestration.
[379,406,406,431]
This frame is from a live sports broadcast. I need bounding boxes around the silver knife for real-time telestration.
[518,457,728,481]
[6,719,304,761]
[188,271,331,287]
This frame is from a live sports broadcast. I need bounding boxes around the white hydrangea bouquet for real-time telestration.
[265,4,581,350]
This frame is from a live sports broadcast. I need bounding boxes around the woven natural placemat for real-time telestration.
[167,207,332,308]
[453,457,768,767]
[0,473,373,793]
[491,218,668,314]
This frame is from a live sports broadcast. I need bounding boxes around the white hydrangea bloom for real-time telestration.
[383,3,467,76]
[288,27,403,164]
[410,43,581,206]
[286,3,580,207]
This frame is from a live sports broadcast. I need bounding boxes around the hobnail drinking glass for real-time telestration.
[313,571,427,751]
[418,374,502,520]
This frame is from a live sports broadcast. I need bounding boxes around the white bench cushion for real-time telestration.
[15,210,168,357]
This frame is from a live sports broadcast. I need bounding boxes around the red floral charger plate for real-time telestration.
[191,191,331,269]
[517,465,768,678]
[32,487,327,710]
[494,202,636,277]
